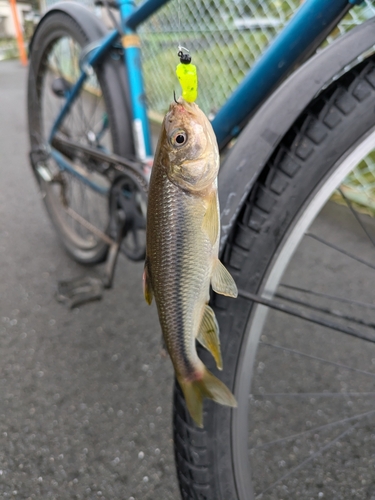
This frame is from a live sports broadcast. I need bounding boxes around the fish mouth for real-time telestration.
[167,98,202,134]
[169,96,196,113]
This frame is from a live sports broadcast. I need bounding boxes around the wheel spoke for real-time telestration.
[305,232,375,271]
[254,392,375,397]
[237,289,375,343]
[86,89,102,135]
[255,424,361,498]
[279,283,375,311]
[31,27,115,260]
[338,187,375,247]
[229,61,375,499]
[275,291,375,329]
[250,408,375,451]
[259,341,375,379]
[77,95,89,139]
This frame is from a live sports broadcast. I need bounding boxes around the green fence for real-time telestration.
[44,0,375,211]
[138,1,375,115]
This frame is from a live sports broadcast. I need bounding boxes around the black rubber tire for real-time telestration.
[27,11,133,265]
[173,55,375,499]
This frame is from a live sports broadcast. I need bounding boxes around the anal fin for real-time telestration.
[197,305,222,370]
[211,259,238,298]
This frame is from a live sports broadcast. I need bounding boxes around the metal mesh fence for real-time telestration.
[43,0,375,116]
[137,0,375,211]
[139,0,375,116]
[339,153,375,215]
[44,0,375,210]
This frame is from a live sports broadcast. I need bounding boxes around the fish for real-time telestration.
[144,97,237,428]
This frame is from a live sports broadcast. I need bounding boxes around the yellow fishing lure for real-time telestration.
[176,50,198,103]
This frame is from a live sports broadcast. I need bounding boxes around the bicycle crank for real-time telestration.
[108,171,147,262]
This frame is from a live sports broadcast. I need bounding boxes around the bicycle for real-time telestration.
[27,0,375,497]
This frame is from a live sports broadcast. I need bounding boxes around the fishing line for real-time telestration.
[174,0,197,103]
[176,0,190,68]
[177,0,182,52]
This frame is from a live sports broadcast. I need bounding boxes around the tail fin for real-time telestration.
[178,368,237,428]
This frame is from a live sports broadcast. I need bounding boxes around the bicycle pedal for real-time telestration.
[56,276,104,308]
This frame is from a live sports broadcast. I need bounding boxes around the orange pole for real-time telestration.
[9,0,27,66]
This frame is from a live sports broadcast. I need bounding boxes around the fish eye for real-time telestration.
[170,130,187,148]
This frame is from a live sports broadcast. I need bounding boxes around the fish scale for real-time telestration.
[148,170,209,376]
[144,98,237,427]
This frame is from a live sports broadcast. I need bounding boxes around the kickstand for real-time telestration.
[56,216,125,308]
[102,225,123,289]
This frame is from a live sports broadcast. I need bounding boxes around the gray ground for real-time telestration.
[249,201,375,499]
[0,60,179,500]
[2,58,375,500]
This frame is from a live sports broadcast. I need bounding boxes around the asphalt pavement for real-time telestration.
[0,60,179,499]
[3,56,375,500]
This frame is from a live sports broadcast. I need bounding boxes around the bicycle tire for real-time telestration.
[28,11,133,264]
[174,54,375,499]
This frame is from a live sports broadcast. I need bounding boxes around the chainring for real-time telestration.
[108,170,148,261]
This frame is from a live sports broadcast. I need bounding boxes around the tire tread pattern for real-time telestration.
[173,56,375,499]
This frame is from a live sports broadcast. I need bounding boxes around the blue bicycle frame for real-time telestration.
[49,0,360,168]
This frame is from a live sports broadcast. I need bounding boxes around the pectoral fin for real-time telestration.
[143,261,153,305]
[211,259,238,298]
[202,192,219,245]
[197,305,222,370]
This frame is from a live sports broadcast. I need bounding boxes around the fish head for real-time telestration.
[161,98,219,193]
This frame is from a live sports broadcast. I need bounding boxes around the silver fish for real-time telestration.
[144,97,237,427]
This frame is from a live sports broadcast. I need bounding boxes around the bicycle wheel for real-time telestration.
[28,11,133,264]
[174,55,375,499]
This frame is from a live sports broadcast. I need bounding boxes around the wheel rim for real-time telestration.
[233,127,375,499]
[38,35,111,254]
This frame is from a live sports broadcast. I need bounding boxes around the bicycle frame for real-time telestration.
[49,0,360,174]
